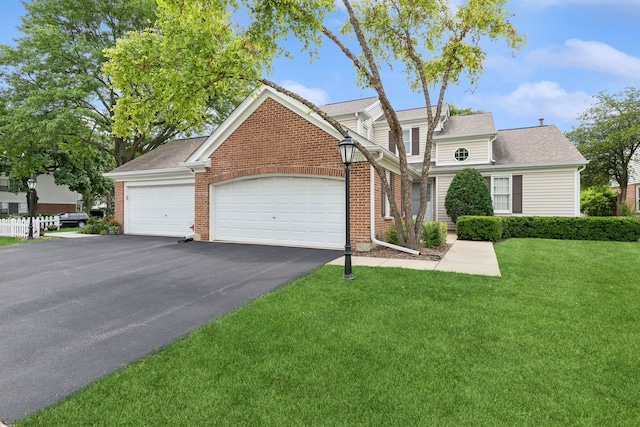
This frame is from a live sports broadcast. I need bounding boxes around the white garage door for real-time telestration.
[213,176,344,249]
[126,184,194,237]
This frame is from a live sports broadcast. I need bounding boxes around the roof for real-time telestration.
[319,97,379,116]
[108,136,208,173]
[374,105,449,123]
[437,113,496,137]
[493,125,587,165]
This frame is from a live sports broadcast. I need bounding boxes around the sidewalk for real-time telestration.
[47,231,99,238]
[329,234,501,277]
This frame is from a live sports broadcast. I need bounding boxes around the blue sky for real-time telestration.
[1,0,639,133]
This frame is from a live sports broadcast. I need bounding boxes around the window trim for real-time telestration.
[636,185,640,212]
[393,128,412,156]
[491,175,512,214]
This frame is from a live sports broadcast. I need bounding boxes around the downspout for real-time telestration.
[576,165,586,216]
[489,134,497,163]
[370,163,420,255]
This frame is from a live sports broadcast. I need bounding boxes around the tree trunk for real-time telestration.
[114,137,128,166]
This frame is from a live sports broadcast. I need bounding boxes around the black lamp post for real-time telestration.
[339,132,356,280]
[27,176,37,240]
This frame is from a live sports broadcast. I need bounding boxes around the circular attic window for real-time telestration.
[454,147,469,162]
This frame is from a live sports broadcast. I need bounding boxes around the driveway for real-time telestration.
[0,236,341,423]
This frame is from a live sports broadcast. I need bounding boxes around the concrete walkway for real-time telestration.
[329,234,501,277]
[46,231,98,238]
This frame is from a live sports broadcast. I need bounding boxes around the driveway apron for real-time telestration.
[0,236,341,423]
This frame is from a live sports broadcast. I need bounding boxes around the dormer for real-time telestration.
[432,112,497,167]
[320,97,383,140]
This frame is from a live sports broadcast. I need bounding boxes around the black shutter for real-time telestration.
[512,175,523,213]
[388,131,396,153]
[412,127,420,155]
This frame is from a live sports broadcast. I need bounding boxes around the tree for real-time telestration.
[0,0,241,209]
[450,105,483,116]
[444,168,494,223]
[567,87,640,216]
[106,0,524,250]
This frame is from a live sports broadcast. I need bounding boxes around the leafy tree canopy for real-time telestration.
[449,105,483,116]
[567,87,640,215]
[106,0,524,249]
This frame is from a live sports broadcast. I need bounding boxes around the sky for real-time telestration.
[1,0,639,133]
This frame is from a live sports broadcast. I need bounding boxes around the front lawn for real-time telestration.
[0,236,22,246]
[16,239,640,426]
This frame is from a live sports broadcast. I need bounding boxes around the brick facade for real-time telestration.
[193,97,383,248]
[114,181,125,232]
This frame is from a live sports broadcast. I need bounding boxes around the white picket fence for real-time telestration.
[0,216,60,238]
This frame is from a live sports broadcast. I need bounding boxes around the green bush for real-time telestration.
[459,215,640,242]
[81,217,109,235]
[580,186,616,216]
[456,216,503,242]
[422,221,448,247]
[384,221,407,246]
[445,168,494,223]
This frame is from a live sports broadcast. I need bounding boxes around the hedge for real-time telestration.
[456,215,640,242]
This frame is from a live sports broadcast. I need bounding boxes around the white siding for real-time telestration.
[436,140,490,166]
[521,169,577,216]
[435,175,455,229]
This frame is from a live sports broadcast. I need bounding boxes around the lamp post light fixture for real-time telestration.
[27,176,37,240]
[339,132,356,280]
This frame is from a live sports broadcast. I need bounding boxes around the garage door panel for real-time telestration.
[126,184,194,237]
[213,176,344,249]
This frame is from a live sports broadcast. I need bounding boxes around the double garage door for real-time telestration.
[126,183,194,237]
[212,176,345,249]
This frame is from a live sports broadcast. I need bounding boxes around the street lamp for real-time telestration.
[27,176,37,240]
[339,132,356,280]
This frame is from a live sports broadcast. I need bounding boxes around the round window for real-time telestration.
[454,147,469,162]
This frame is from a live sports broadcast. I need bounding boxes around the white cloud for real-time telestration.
[280,80,330,105]
[528,39,640,82]
[493,81,592,125]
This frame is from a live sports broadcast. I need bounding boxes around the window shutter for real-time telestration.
[512,175,523,213]
[484,176,491,189]
[388,131,396,153]
[412,127,420,155]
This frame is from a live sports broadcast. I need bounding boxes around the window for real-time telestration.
[637,185,640,212]
[492,176,511,213]
[0,202,7,215]
[362,124,370,140]
[454,147,469,162]
[0,178,9,192]
[399,129,412,156]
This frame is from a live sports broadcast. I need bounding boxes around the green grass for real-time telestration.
[46,226,83,233]
[0,236,22,246]
[16,239,640,426]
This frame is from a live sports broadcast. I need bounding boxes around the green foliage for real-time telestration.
[384,221,407,246]
[421,221,447,247]
[445,168,494,223]
[456,216,503,242]
[449,105,483,116]
[501,216,640,242]
[81,217,109,235]
[580,185,617,216]
[568,87,640,214]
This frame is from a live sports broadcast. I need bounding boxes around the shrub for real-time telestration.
[384,221,407,246]
[501,216,640,241]
[422,221,448,247]
[580,186,616,216]
[81,217,109,235]
[456,216,503,242]
[445,168,494,223]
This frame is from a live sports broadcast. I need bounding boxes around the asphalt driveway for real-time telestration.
[0,235,341,423]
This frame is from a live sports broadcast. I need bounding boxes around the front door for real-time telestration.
[412,181,433,221]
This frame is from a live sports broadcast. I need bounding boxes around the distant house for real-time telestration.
[614,157,640,212]
[0,174,81,216]
[105,85,587,249]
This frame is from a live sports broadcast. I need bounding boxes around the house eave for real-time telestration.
[103,167,194,182]
[421,160,589,175]
[180,159,211,173]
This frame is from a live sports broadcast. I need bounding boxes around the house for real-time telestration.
[619,158,640,212]
[105,85,587,249]
[0,173,81,216]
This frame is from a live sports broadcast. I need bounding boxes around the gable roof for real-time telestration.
[107,136,208,174]
[320,97,379,116]
[437,113,496,137]
[493,125,587,166]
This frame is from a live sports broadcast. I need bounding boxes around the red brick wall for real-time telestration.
[626,183,638,211]
[114,181,124,232]
[36,203,76,216]
[194,96,373,248]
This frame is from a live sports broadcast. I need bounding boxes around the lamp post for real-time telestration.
[27,176,37,240]
[339,132,356,280]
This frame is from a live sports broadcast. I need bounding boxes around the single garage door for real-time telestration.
[213,176,344,249]
[126,184,194,237]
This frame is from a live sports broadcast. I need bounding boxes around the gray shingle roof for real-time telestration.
[108,136,208,173]
[437,112,496,136]
[320,97,379,116]
[493,125,587,165]
[374,105,448,123]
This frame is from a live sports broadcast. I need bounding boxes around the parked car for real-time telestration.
[57,212,89,228]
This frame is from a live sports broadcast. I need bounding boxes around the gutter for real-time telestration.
[369,164,420,255]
